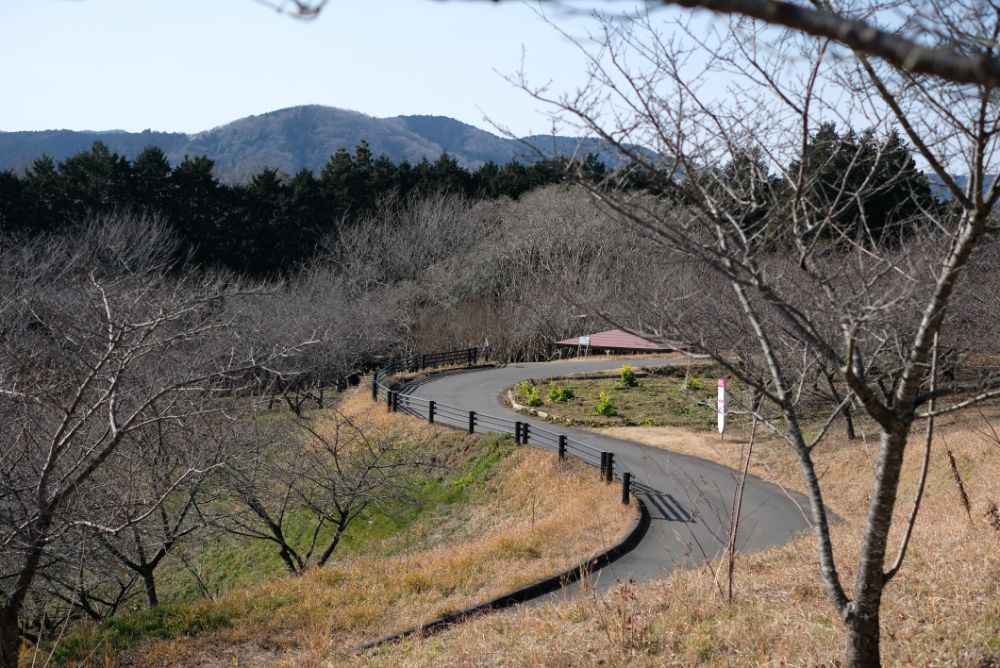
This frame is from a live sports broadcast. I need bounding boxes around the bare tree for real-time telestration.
[218,406,423,574]
[90,417,221,609]
[515,8,1000,666]
[0,216,307,667]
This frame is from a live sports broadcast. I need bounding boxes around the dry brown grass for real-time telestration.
[105,389,635,668]
[367,409,1000,666]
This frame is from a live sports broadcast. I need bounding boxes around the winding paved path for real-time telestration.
[399,358,813,594]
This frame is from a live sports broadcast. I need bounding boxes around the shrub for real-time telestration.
[620,364,639,388]
[594,391,617,417]
[547,381,575,403]
[683,375,702,391]
[524,383,543,407]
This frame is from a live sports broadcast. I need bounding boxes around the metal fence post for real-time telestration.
[386,389,393,412]
[600,452,608,480]
[372,376,378,401]
[622,472,631,505]
[558,435,566,460]
[428,400,435,424]
[605,452,614,483]
[513,421,522,444]
[468,411,476,434]
[522,422,530,445]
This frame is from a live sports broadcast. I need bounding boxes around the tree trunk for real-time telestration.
[141,569,159,608]
[842,403,856,440]
[845,610,881,667]
[317,516,349,567]
[0,606,20,668]
[823,371,856,440]
[848,426,909,668]
[278,545,301,575]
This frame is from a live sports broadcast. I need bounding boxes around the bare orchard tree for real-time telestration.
[0,217,307,668]
[265,0,1000,87]
[86,416,223,609]
[35,528,139,628]
[519,9,1000,666]
[26,417,217,631]
[648,0,1000,89]
[218,406,423,574]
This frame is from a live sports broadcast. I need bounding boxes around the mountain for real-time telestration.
[389,114,522,165]
[928,173,995,200]
[0,105,636,180]
[0,129,189,172]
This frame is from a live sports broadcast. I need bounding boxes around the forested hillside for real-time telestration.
[0,140,608,276]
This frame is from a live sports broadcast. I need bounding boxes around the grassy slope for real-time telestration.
[43,389,634,667]
[382,385,1000,665]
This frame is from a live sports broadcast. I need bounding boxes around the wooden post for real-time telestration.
[468,411,476,434]
[428,400,435,424]
[514,421,523,445]
[600,452,608,480]
[522,422,530,444]
[622,471,631,505]
[606,452,614,483]
[386,389,392,412]
[558,435,566,460]
[372,376,378,401]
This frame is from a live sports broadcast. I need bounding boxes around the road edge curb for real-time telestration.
[357,495,651,653]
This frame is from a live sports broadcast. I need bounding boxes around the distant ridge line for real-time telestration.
[0,104,640,180]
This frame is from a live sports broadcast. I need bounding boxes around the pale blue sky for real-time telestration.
[0,0,657,137]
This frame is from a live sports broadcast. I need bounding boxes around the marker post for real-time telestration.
[717,378,726,440]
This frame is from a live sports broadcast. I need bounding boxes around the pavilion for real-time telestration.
[554,328,689,356]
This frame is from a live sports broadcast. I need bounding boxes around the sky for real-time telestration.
[0,0,657,137]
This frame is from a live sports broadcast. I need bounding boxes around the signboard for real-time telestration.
[717,378,726,437]
[579,336,591,346]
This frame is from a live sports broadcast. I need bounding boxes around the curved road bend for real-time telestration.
[399,359,813,594]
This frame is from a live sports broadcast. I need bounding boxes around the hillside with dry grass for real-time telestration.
[364,398,1000,666]
[43,389,633,667]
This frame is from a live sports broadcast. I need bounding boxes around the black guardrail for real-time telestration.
[371,348,635,505]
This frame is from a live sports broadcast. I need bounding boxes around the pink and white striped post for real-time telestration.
[717,377,726,439]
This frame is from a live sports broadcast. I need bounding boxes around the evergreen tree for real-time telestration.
[0,171,25,235]
[235,168,292,275]
[719,145,783,244]
[471,160,503,198]
[58,141,133,218]
[319,147,355,218]
[788,123,936,244]
[168,155,226,265]
[371,153,398,199]
[428,152,470,195]
[22,155,66,232]
[131,146,173,214]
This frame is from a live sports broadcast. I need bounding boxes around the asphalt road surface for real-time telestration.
[398,358,814,595]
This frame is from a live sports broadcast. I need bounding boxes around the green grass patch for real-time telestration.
[157,431,514,602]
[511,368,741,430]
[50,429,516,665]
